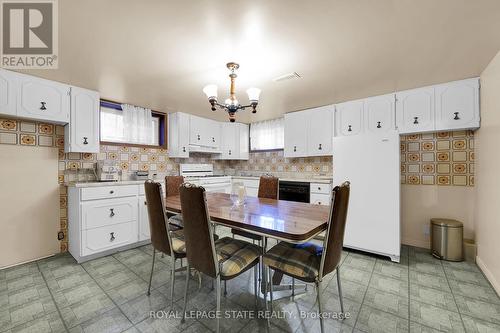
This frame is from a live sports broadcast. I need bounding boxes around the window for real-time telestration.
[100,100,166,147]
[250,118,284,151]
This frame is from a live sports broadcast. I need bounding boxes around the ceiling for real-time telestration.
[21,0,500,123]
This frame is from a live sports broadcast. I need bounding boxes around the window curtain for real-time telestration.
[121,104,153,145]
[250,118,284,150]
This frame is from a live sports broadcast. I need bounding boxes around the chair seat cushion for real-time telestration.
[231,228,262,241]
[170,229,186,254]
[263,242,322,282]
[168,214,184,228]
[215,237,261,279]
[170,230,219,256]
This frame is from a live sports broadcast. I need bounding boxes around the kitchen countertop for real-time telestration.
[66,180,148,188]
[231,176,333,184]
[66,175,333,188]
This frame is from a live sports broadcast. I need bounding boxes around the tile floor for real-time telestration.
[1,228,499,333]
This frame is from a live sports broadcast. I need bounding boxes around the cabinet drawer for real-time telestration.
[81,198,137,229]
[81,185,138,201]
[310,193,331,206]
[310,183,331,195]
[234,179,260,189]
[82,222,137,256]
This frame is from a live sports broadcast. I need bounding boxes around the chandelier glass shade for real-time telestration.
[203,62,261,122]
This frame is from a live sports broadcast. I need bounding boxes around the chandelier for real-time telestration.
[203,62,261,122]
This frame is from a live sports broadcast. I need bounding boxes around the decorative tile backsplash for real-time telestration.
[400,130,475,186]
[0,115,475,253]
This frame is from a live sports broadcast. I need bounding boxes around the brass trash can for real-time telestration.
[430,218,463,261]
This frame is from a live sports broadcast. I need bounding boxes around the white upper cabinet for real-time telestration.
[238,123,249,160]
[284,111,308,157]
[189,115,220,148]
[219,123,238,159]
[206,119,220,148]
[335,99,364,136]
[307,105,334,156]
[17,74,70,123]
[396,86,435,134]
[189,115,206,146]
[435,78,479,131]
[0,69,17,116]
[65,87,100,153]
[168,112,190,158]
[364,94,395,133]
[216,122,249,160]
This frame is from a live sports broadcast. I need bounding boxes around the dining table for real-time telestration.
[165,192,331,299]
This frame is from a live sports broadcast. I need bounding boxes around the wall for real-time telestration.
[0,116,476,256]
[475,51,500,294]
[400,131,475,248]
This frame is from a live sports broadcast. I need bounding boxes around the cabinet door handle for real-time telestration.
[109,208,115,217]
[348,125,352,132]
[144,201,147,205]
[293,146,297,152]
[454,112,460,120]
[377,121,382,128]
[318,202,321,205]
[40,102,47,110]
[83,137,88,145]
[109,190,114,194]
[182,146,186,152]
[229,150,231,155]
[413,117,419,124]
[110,232,115,242]
[212,137,215,142]
[318,143,322,150]
[197,135,200,140]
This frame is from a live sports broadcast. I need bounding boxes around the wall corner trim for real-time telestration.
[476,255,500,297]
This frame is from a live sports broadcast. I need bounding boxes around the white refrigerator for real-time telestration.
[333,131,401,262]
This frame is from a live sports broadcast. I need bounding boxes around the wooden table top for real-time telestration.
[165,192,330,243]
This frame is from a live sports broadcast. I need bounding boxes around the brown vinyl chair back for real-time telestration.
[144,180,173,255]
[179,183,219,278]
[165,176,184,197]
[319,181,351,279]
[257,175,279,199]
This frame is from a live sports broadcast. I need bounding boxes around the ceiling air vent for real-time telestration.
[272,72,301,82]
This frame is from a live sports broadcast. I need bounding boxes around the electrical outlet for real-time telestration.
[423,225,430,237]
[57,231,64,240]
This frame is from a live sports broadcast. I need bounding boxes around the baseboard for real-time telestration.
[476,256,500,297]
[402,237,429,249]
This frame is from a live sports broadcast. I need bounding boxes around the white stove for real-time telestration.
[180,164,232,193]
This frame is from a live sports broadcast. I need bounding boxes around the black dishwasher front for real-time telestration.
[278,181,310,203]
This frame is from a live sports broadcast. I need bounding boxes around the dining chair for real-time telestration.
[165,175,184,228]
[144,180,187,309]
[263,181,350,333]
[179,183,261,333]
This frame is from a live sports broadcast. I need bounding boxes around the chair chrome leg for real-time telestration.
[170,256,175,309]
[268,267,274,313]
[181,263,190,323]
[147,249,156,296]
[253,264,258,309]
[215,275,221,333]
[264,265,270,328]
[292,277,295,299]
[224,280,227,296]
[316,280,324,333]
[336,267,344,315]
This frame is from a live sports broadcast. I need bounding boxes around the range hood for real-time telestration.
[188,144,222,154]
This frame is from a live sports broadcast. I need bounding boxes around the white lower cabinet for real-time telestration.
[138,195,151,241]
[82,222,137,256]
[68,184,150,263]
[310,182,331,205]
[232,177,259,197]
